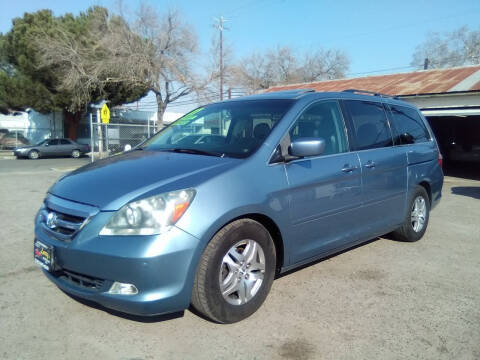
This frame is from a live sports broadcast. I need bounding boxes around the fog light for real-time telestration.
[108,282,138,295]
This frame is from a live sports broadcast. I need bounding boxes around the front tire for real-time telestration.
[191,219,276,323]
[28,150,39,160]
[392,186,430,242]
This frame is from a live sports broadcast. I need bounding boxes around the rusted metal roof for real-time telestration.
[265,66,480,96]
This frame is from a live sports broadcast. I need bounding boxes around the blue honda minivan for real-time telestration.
[34,89,443,323]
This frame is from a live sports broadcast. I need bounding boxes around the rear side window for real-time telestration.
[388,105,430,144]
[344,100,393,150]
[60,139,71,145]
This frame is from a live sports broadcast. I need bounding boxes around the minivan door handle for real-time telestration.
[342,164,357,173]
[364,161,376,169]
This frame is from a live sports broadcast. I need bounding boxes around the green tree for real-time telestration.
[0,8,147,139]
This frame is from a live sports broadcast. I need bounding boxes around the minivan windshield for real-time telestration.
[142,99,294,158]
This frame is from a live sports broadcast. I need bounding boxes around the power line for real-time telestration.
[119,90,247,111]
[314,9,480,46]
[224,0,259,17]
[123,58,471,110]
[120,57,479,111]
[346,65,417,76]
[225,0,281,19]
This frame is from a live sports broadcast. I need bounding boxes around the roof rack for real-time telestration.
[276,89,315,94]
[342,89,399,99]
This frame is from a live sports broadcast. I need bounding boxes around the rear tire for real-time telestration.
[28,150,39,160]
[392,186,430,242]
[191,219,276,323]
[71,149,81,158]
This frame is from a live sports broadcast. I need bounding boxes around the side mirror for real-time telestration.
[44,143,49,147]
[288,138,325,158]
[124,144,132,152]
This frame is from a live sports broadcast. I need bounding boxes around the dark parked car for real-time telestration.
[14,138,90,159]
[34,90,443,323]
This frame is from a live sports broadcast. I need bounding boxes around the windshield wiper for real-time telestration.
[166,148,225,157]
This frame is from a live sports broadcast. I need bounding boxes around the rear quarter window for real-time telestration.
[388,104,430,144]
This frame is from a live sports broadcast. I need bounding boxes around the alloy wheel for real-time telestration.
[411,196,426,232]
[219,239,266,306]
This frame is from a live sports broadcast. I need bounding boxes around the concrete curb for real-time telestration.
[0,151,15,160]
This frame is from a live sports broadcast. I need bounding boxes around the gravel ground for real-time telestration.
[0,158,479,360]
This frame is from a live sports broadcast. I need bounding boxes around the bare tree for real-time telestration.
[129,5,201,124]
[35,5,204,127]
[232,45,350,94]
[268,46,298,84]
[299,49,350,82]
[232,53,273,92]
[411,26,480,69]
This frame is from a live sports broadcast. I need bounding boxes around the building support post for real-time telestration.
[96,109,103,159]
[89,113,94,163]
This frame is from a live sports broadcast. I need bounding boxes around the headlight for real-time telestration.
[99,189,195,236]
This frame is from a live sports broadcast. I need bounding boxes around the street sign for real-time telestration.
[101,104,110,124]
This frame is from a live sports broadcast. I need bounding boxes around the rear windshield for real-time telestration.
[142,99,294,158]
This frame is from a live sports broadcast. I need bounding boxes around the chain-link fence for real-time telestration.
[90,116,158,160]
[0,127,63,150]
[0,110,159,159]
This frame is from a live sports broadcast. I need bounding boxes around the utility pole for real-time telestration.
[214,16,228,101]
[424,58,429,70]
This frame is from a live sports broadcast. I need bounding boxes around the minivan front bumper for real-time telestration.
[35,207,201,316]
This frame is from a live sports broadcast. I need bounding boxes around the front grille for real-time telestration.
[40,207,86,239]
[58,269,106,290]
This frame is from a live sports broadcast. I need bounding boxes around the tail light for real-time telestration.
[433,140,443,167]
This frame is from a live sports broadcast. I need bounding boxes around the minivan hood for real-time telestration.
[49,150,239,210]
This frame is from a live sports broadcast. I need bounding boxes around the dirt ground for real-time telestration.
[0,158,479,360]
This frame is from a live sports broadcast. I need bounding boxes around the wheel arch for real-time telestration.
[418,181,432,205]
[206,213,285,274]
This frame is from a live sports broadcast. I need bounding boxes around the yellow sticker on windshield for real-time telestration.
[175,107,204,125]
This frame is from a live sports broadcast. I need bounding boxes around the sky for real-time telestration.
[1,0,480,114]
